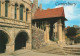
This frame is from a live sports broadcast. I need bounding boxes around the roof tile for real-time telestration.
[32,7,65,20]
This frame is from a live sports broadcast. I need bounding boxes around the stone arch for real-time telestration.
[0,30,10,53]
[26,8,29,21]
[15,30,29,51]
[0,29,11,44]
[15,3,18,6]
[20,4,24,20]
[14,3,18,19]
[26,8,29,11]
[20,4,25,8]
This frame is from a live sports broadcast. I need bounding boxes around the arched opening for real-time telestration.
[15,3,18,19]
[15,32,28,51]
[49,23,54,41]
[20,4,24,20]
[0,1,1,16]
[0,30,9,53]
[26,8,29,21]
[5,1,8,17]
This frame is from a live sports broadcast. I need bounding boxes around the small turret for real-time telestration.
[33,0,38,9]
[39,4,42,10]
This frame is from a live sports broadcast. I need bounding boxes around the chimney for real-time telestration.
[39,4,42,10]
[33,0,38,8]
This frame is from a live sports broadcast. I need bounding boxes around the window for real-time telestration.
[26,9,28,21]
[15,4,17,19]
[20,5,24,20]
[5,2,8,17]
[0,1,1,16]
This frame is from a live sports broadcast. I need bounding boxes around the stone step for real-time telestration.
[63,47,80,49]
[63,48,80,52]
[65,51,80,55]
[35,43,67,55]
[63,46,80,55]
[46,50,66,55]
[10,49,31,55]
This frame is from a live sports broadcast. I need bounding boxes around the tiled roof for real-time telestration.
[32,3,34,8]
[32,7,65,20]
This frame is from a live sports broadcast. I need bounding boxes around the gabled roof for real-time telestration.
[32,3,34,8]
[32,7,65,20]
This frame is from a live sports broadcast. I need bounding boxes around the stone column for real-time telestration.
[37,22,39,28]
[27,11,31,23]
[6,36,14,53]
[62,27,66,45]
[1,0,5,17]
[23,8,26,22]
[11,3,15,19]
[45,22,49,43]
[26,30,32,50]
[6,43,14,53]
[58,19,63,45]
[35,22,37,27]
[17,6,20,20]
[8,3,11,18]
[26,42,32,50]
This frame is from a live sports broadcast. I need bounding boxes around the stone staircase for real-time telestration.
[63,44,80,55]
[34,42,66,55]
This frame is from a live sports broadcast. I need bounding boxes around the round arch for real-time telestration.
[20,4,25,8]
[0,30,10,53]
[15,3,18,6]
[15,30,29,51]
[0,29,11,44]
[26,8,29,11]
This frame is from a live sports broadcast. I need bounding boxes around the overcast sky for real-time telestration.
[31,0,80,27]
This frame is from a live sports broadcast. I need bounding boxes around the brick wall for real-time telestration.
[32,26,45,49]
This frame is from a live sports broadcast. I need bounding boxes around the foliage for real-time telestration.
[74,34,80,43]
[76,34,80,37]
[66,27,77,40]
[74,36,80,43]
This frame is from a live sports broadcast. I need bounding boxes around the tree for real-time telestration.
[66,27,77,44]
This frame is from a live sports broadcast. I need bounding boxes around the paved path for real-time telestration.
[64,44,80,47]
[0,44,80,56]
[0,49,79,56]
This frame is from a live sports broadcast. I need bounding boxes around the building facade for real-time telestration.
[32,0,66,47]
[0,0,32,53]
[0,0,67,53]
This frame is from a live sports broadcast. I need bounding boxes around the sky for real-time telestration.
[31,0,80,27]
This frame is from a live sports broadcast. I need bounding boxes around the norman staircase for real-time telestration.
[34,42,66,55]
[63,44,80,55]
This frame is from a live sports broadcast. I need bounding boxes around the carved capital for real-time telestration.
[17,7,19,10]
[58,24,62,26]
[1,0,5,4]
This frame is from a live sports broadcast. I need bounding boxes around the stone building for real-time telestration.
[73,25,80,34]
[0,0,67,54]
[32,0,67,48]
[0,0,32,53]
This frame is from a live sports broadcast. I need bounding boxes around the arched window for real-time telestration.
[15,4,18,19]
[0,1,1,16]
[20,5,24,20]
[26,8,28,21]
[5,2,8,17]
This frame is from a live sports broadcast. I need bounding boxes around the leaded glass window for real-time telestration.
[15,4,17,19]
[0,1,1,16]
[20,5,23,20]
[5,2,8,17]
[26,10,27,21]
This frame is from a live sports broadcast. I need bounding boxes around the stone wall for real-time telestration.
[32,26,45,49]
